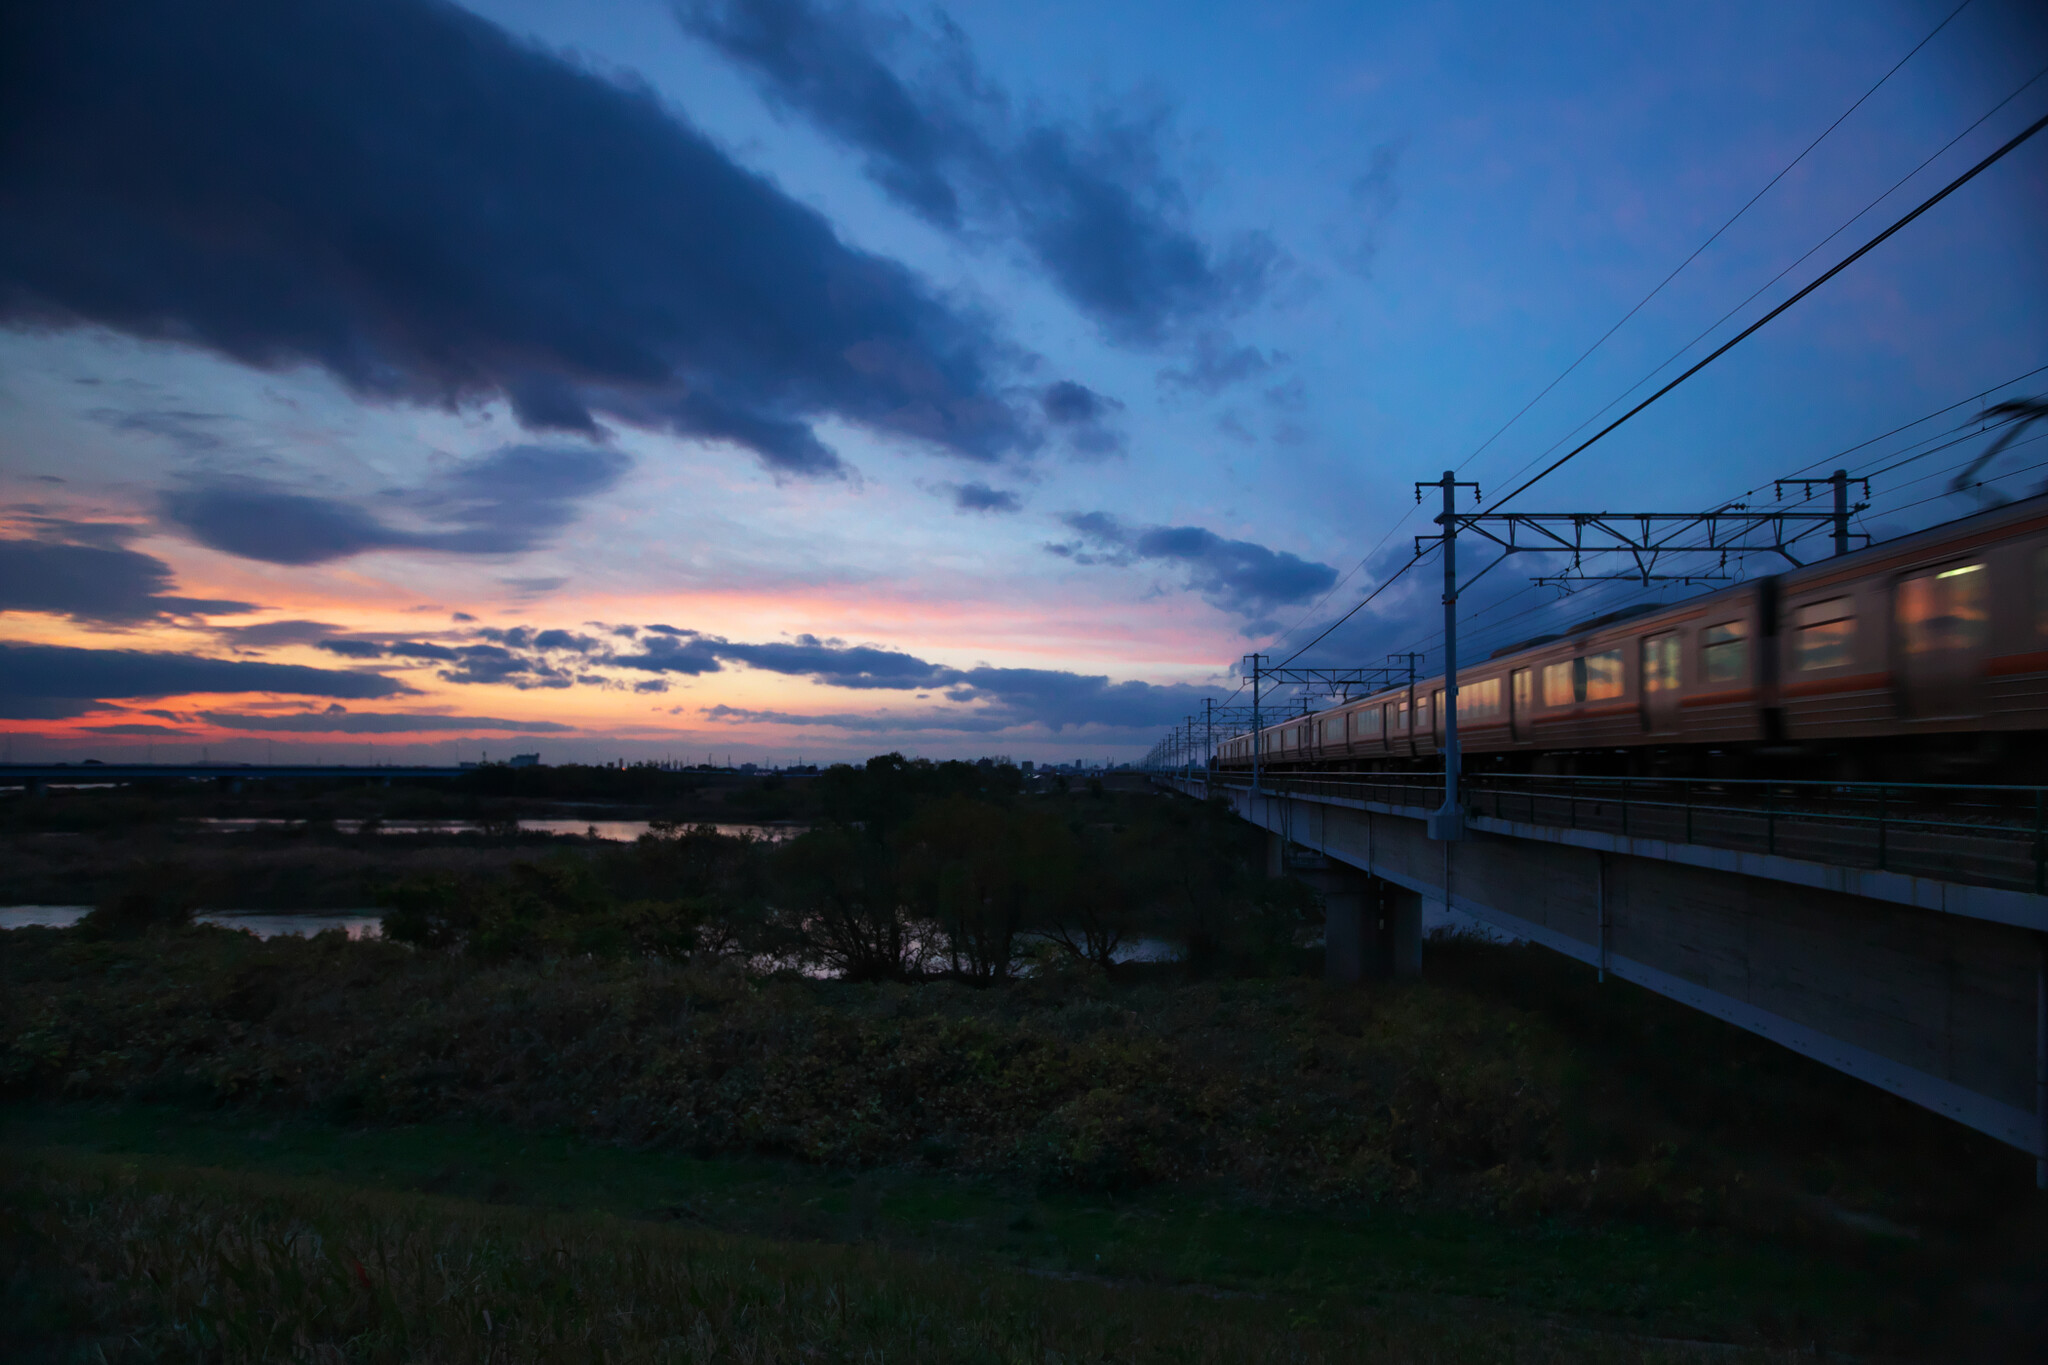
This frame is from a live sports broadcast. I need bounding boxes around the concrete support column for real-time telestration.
[1321,866,1371,985]
[1388,882,1424,980]
[1266,830,1286,880]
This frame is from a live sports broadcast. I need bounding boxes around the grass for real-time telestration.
[5,920,2046,1358]
[0,1102,1871,1341]
[4,1144,1790,1364]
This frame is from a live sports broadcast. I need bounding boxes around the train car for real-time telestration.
[1215,491,2048,782]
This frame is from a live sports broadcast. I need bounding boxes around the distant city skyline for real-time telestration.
[3,0,2044,763]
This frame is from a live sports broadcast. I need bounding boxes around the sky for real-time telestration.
[2,0,2045,767]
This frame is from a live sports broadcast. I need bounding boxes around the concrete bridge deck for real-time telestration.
[1159,772,2048,1182]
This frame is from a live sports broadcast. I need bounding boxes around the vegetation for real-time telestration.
[4,755,2044,1358]
[3,1150,1762,1364]
[373,757,1303,979]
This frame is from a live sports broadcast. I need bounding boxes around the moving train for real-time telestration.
[1216,491,2048,782]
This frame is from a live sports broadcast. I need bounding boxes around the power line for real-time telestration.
[1274,548,1428,668]
[1759,362,2048,488]
[1258,42,2038,677]
[1454,0,1977,477]
[1489,110,2048,510]
[1487,62,2047,502]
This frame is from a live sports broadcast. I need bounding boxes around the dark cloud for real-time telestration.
[0,535,256,623]
[160,445,629,566]
[213,619,345,648]
[611,631,950,689]
[417,618,1210,730]
[1328,140,1402,277]
[1050,512,1337,631]
[1215,411,1255,443]
[0,642,413,717]
[943,481,1023,514]
[438,646,575,690]
[322,626,599,688]
[0,697,101,721]
[1,0,1035,476]
[702,703,1019,734]
[1156,331,1276,396]
[1039,380,1124,456]
[697,660,1210,732]
[1263,377,1307,411]
[197,710,572,734]
[681,0,1278,345]
[9,516,144,550]
[318,639,463,662]
[80,722,193,735]
[85,408,237,457]
[941,666,1209,731]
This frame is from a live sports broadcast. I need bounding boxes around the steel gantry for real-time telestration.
[1417,501,1868,587]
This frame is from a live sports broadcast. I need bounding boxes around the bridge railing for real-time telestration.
[1188,771,2048,896]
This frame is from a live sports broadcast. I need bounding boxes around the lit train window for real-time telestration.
[1415,692,1432,732]
[2038,548,2048,635]
[1541,660,1575,707]
[1897,563,1987,654]
[1457,677,1502,719]
[1512,668,1532,716]
[1795,598,1855,671]
[1393,699,1408,731]
[1642,634,1681,693]
[1584,649,1623,701]
[1702,622,1748,683]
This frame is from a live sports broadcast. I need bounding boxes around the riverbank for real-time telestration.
[4,921,2043,1357]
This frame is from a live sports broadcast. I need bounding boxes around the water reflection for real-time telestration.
[1,905,381,939]
[188,818,797,841]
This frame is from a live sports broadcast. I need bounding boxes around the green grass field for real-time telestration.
[6,916,2045,1359]
[5,1114,1825,1364]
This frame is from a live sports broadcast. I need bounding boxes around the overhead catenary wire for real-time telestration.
[1384,376,2048,678]
[1255,62,2044,685]
[1488,108,2048,510]
[1187,68,2048,748]
[1246,382,2046,729]
[1453,0,1978,478]
[1485,64,2048,506]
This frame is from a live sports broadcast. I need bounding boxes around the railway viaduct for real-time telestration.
[1157,770,2048,1183]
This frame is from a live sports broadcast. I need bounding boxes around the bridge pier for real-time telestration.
[1312,864,1421,985]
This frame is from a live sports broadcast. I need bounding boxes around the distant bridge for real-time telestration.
[1158,769,2048,1185]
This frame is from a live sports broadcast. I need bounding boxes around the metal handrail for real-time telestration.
[1182,769,2048,895]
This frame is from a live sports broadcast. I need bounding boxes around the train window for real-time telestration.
[1359,707,1382,737]
[1415,692,1433,733]
[1541,660,1575,706]
[1459,677,1502,719]
[1898,563,1988,655]
[1393,698,1408,731]
[1512,667,1532,716]
[2038,547,2048,635]
[1642,634,1681,693]
[1584,649,1624,701]
[1702,621,1749,684]
[1795,598,1855,671]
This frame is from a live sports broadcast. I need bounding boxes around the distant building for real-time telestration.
[507,753,540,768]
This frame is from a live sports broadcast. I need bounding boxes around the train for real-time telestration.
[1216,491,2048,782]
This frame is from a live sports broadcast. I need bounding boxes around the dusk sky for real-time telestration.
[3,0,2045,765]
